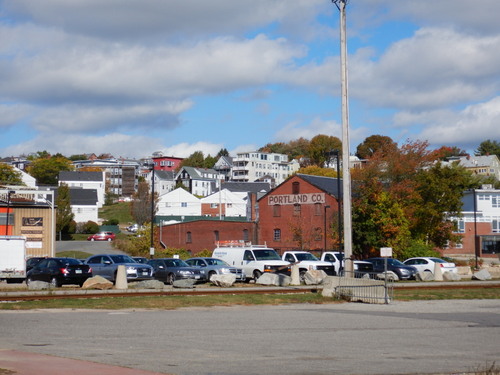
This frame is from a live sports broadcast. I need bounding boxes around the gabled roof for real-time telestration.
[220,182,271,194]
[158,187,200,203]
[297,174,343,198]
[54,188,98,206]
[177,166,220,179]
[454,155,500,168]
[59,171,103,182]
[155,170,175,180]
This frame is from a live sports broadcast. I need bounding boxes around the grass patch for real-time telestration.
[0,292,336,310]
[394,287,500,301]
[100,202,133,224]
[56,251,93,259]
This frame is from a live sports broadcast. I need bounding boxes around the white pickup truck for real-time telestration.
[320,251,373,276]
[282,251,336,277]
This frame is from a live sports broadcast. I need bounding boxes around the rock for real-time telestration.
[416,271,434,281]
[375,271,399,281]
[134,280,165,289]
[443,271,461,281]
[256,273,291,286]
[82,275,114,290]
[210,274,236,287]
[303,269,327,285]
[173,278,196,288]
[290,265,300,286]
[472,269,492,281]
[28,280,50,290]
[321,276,341,297]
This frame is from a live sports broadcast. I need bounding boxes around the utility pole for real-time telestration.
[332,0,353,274]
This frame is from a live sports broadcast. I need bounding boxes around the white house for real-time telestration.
[156,188,201,217]
[55,188,99,224]
[175,166,225,197]
[59,171,106,208]
[201,189,248,218]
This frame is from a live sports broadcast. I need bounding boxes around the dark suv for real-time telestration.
[364,257,417,281]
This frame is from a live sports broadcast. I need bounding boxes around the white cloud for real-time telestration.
[160,142,224,158]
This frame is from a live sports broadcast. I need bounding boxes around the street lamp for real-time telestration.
[149,162,156,259]
[4,190,15,235]
[324,205,330,253]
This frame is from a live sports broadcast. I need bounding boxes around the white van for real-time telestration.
[212,241,290,280]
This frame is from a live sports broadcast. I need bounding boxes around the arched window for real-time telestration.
[214,230,219,242]
[292,181,300,194]
[186,231,192,243]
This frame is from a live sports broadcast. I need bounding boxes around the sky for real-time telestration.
[1,0,500,160]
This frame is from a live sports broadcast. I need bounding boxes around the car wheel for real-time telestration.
[107,238,112,241]
[90,238,95,241]
[167,273,176,285]
[253,270,262,280]
[50,277,59,288]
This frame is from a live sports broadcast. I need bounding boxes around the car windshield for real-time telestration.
[295,253,319,261]
[205,259,229,266]
[109,255,135,263]
[165,259,189,267]
[387,258,405,266]
[61,258,82,265]
[253,249,281,261]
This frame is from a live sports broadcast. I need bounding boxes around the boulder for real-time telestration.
[256,273,291,286]
[82,276,114,290]
[134,280,165,289]
[472,269,492,281]
[28,280,50,290]
[303,269,327,285]
[321,276,341,297]
[443,271,461,281]
[210,274,237,287]
[173,278,196,288]
[416,271,434,282]
[375,271,399,281]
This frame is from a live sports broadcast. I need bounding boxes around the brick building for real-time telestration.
[257,174,341,253]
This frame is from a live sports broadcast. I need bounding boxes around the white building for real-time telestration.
[175,166,225,197]
[59,171,105,208]
[201,189,248,218]
[231,151,300,186]
[156,188,201,217]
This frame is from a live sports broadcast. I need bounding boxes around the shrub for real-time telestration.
[399,240,441,260]
[67,220,77,234]
[103,218,119,226]
[83,221,99,234]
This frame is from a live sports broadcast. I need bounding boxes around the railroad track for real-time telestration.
[1,281,499,301]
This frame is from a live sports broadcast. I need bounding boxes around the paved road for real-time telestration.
[56,240,124,255]
[1,299,499,375]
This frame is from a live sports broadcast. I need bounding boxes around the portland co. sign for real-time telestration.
[268,193,325,205]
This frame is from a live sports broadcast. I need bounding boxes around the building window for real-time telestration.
[314,227,322,241]
[493,220,499,233]
[455,219,465,233]
[493,196,499,208]
[243,229,249,242]
[181,202,187,207]
[186,231,192,243]
[292,181,300,194]
[293,204,301,216]
[211,203,218,208]
[273,228,281,241]
[314,203,322,216]
[214,230,219,242]
[273,205,281,217]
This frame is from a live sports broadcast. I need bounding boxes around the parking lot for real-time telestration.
[1,299,499,375]
[56,240,124,255]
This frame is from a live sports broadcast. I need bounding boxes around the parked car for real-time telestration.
[85,254,153,282]
[364,257,417,281]
[126,224,139,233]
[185,257,245,281]
[132,257,149,264]
[320,252,374,277]
[26,257,92,287]
[25,257,46,273]
[403,257,458,276]
[87,232,116,241]
[147,258,206,285]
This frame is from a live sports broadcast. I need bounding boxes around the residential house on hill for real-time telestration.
[447,155,500,180]
[213,155,233,181]
[156,187,201,217]
[58,171,105,207]
[201,189,248,218]
[55,187,99,224]
[175,166,224,197]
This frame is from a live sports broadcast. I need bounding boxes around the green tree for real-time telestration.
[296,166,338,178]
[307,134,342,167]
[0,163,24,186]
[69,154,88,161]
[56,183,74,239]
[475,139,500,158]
[179,151,206,169]
[355,135,397,160]
[216,148,229,158]
[27,156,73,185]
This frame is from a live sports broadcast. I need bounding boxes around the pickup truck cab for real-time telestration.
[320,251,374,277]
[282,251,336,278]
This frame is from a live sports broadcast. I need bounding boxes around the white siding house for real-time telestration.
[59,171,106,208]
[156,188,201,216]
[201,189,248,217]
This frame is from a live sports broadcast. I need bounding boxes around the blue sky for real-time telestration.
[1,0,499,159]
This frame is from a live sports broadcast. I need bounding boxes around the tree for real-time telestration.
[307,134,342,167]
[179,151,206,169]
[216,148,229,158]
[69,154,89,161]
[432,146,468,160]
[0,163,24,186]
[131,181,158,226]
[296,166,338,178]
[475,140,500,158]
[27,156,73,185]
[56,183,74,239]
[355,135,397,160]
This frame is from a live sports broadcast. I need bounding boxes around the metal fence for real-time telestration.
[334,271,394,304]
